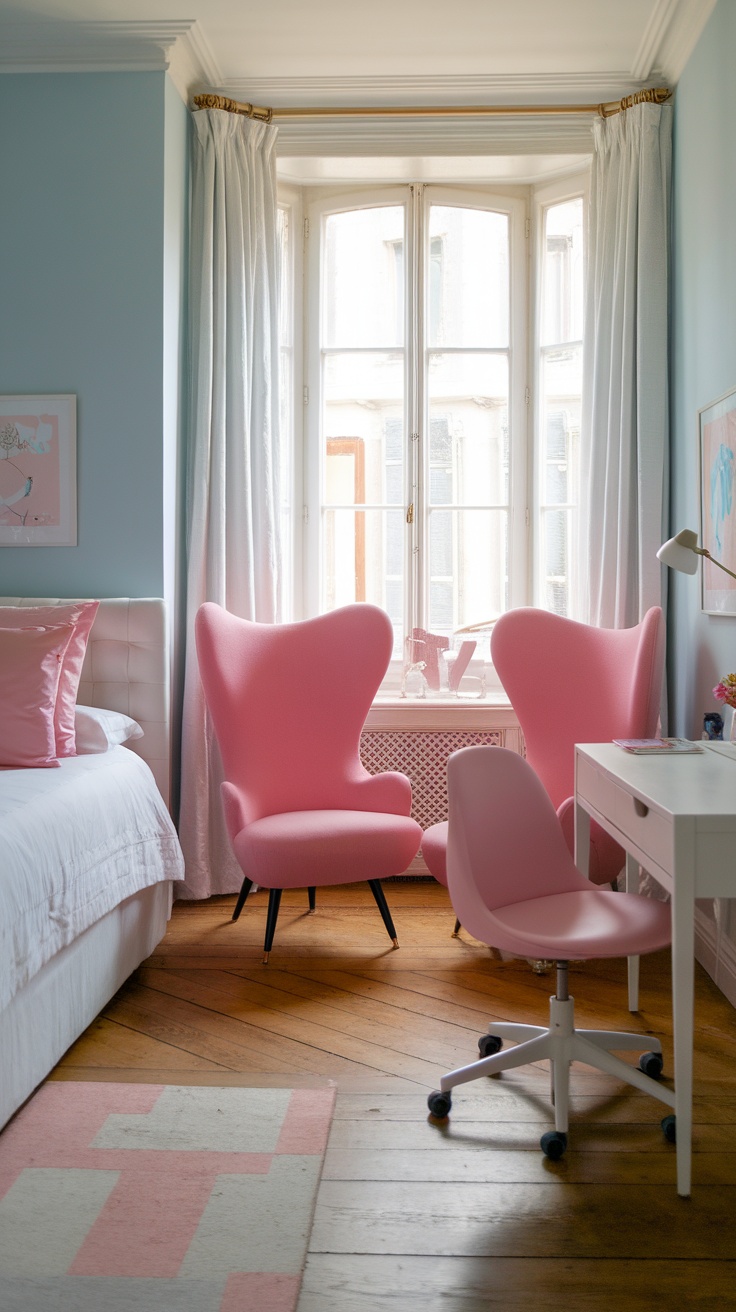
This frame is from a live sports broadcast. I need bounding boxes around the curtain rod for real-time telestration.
[192,86,671,123]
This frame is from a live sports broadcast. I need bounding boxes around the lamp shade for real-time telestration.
[657,528,700,575]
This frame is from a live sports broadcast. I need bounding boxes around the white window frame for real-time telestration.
[277,184,304,620]
[531,170,590,619]
[299,183,529,687]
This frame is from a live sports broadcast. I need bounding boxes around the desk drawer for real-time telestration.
[577,756,672,871]
[576,756,619,822]
[614,789,672,871]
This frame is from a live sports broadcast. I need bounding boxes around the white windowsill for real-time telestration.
[365,692,517,731]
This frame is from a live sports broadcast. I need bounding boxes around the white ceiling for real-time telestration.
[0,0,716,183]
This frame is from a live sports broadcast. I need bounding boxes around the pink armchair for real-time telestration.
[195,602,423,960]
[421,606,664,892]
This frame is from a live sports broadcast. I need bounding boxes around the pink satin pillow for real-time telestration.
[0,602,99,756]
[0,625,76,767]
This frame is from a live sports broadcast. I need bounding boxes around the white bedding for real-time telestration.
[0,746,183,1013]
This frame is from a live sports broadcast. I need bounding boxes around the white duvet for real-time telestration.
[0,746,183,1012]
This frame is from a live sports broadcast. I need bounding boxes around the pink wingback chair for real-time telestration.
[195,602,423,961]
[427,746,674,1160]
[421,606,664,895]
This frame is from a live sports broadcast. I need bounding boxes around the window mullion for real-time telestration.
[407,184,424,643]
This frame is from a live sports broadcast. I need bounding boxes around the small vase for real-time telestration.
[730,706,736,743]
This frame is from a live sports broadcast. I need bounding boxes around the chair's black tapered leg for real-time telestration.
[232,876,254,923]
[452,918,461,937]
[263,888,282,963]
[368,879,399,948]
[308,886,316,912]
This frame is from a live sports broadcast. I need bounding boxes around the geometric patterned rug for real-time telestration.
[0,1082,336,1311]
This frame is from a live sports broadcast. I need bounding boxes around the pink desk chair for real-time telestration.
[195,602,423,961]
[427,746,675,1160]
[421,606,664,899]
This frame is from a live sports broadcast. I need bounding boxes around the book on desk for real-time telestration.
[612,737,704,754]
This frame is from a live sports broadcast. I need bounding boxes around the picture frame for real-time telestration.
[0,394,77,546]
[699,387,736,615]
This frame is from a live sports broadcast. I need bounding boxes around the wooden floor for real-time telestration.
[52,882,736,1309]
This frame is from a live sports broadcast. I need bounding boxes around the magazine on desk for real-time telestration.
[612,738,705,755]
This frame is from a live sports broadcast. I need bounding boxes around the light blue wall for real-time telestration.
[0,71,188,604]
[670,0,736,999]
[670,1,736,736]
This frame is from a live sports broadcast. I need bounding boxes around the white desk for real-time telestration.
[574,740,736,1196]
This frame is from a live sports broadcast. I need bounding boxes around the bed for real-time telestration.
[0,597,184,1130]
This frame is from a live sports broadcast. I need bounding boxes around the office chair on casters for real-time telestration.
[422,606,664,889]
[420,606,664,954]
[196,602,423,962]
[426,746,676,1161]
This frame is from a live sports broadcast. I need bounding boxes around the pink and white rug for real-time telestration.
[0,1081,336,1311]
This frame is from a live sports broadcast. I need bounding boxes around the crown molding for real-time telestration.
[218,72,647,109]
[167,24,221,101]
[655,0,717,83]
[272,115,595,158]
[631,0,679,80]
[0,20,221,97]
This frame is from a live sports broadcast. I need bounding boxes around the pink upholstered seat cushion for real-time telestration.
[0,602,99,756]
[421,820,448,885]
[0,624,75,767]
[445,745,672,963]
[488,889,671,961]
[233,809,423,889]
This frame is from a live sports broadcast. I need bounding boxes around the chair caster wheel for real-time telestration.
[478,1034,503,1058]
[540,1130,567,1160]
[661,1114,676,1144]
[427,1090,452,1119]
[639,1051,664,1079]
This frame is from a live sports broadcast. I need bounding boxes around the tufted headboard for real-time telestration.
[0,597,170,805]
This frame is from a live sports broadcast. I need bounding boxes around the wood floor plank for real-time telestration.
[137,964,451,1083]
[230,962,485,1055]
[103,991,302,1074]
[298,1254,736,1312]
[308,1178,736,1258]
[126,973,390,1081]
[54,1016,220,1070]
[322,1146,736,1185]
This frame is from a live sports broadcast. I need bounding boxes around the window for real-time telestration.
[282,176,586,689]
[536,193,584,618]
[277,201,295,615]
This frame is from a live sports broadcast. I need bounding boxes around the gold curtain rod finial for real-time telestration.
[599,86,672,118]
[192,93,273,123]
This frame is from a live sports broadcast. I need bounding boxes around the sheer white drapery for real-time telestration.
[582,102,672,628]
[177,108,282,899]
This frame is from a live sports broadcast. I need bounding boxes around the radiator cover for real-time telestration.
[361,727,506,830]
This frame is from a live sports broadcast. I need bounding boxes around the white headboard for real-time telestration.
[0,597,170,805]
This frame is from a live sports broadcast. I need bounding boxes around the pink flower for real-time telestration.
[713,673,736,709]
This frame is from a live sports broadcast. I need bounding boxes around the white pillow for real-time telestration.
[74,705,144,754]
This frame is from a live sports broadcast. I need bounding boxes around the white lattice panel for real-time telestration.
[361,728,521,830]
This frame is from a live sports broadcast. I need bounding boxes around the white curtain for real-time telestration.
[582,102,672,628]
[177,108,282,899]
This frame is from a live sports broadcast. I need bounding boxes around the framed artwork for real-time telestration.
[0,395,76,546]
[699,387,736,615]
